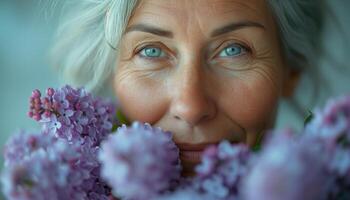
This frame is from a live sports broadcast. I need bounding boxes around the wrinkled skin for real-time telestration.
[113,0,296,175]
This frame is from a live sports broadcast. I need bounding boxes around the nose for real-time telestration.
[169,61,216,127]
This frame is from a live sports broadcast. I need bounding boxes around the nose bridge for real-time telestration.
[175,51,204,103]
[169,53,216,126]
[180,57,202,92]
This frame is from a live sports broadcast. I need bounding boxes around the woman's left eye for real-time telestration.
[139,46,166,58]
[218,43,247,58]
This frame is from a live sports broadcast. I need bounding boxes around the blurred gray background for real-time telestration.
[0,0,59,165]
[0,0,349,199]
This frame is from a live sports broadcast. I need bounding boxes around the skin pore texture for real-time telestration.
[113,0,295,176]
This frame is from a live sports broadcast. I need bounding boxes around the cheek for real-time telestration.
[220,74,281,132]
[113,69,168,123]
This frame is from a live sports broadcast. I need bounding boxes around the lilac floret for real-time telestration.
[242,130,333,200]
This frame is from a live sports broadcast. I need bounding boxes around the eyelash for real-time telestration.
[135,42,252,61]
[217,43,250,58]
[135,43,170,61]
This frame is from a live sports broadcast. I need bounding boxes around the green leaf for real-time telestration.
[304,109,314,127]
[252,132,264,152]
[337,134,350,147]
[112,110,130,132]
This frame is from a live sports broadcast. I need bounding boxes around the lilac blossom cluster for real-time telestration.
[28,85,116,146]
[2,84,350,200]
[193,141,250,199]
[98,122,182,200]
[240,96,350,200]
[156,141,250,200]
[305,95,350,199]
[156,95,350,199]
[241,130,333,200]
[2,85,117,200]
[1,131,111,200]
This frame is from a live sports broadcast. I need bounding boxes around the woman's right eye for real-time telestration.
[139,46,166,58]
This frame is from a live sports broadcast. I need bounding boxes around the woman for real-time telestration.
[51,0,324,176]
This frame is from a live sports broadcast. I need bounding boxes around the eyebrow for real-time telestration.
[210,21,265,37]
[124,21,265,38]
[125,24,174,38]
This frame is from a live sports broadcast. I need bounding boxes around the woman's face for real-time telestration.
[114,0,291,175]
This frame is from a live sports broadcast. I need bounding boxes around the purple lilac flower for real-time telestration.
[305,95,350,199]
[193,140,250,200]
[325,146,350,200]
[3,85,119,200]
[241,129,333,200]
[155,188,213,200]
[306,95,350,143]
[12,86,350,200]
[2,131,112,200]
[3,130,54,167]
[28,85,117,146]
[28,89,43,121]
[98,122,181,200]
[72,110,90,133]
[42,114,62,133]
[90,97,115,139]
[1,131,85,200]
[57,107,74,125]
[2,151,69,200]
[53,88,70,109]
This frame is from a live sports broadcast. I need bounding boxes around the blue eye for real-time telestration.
[218,44,246,58]
[140,47,165,58]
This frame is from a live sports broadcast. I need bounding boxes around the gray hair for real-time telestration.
[51,0,325,95]
[51,0,139,92]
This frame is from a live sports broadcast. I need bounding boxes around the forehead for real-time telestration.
[130,0,272,28]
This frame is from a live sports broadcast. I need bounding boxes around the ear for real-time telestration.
[282,68,301,98]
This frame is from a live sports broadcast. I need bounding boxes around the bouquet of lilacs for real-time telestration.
[2,86,117,200]
[2,85,350,200]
